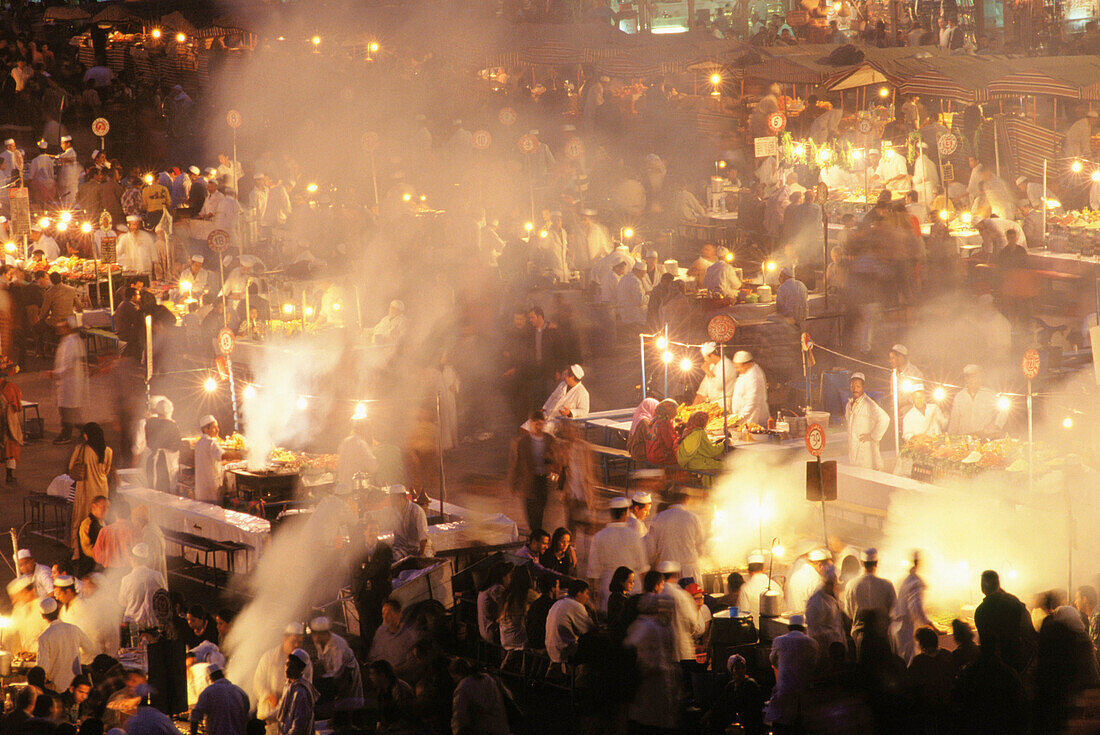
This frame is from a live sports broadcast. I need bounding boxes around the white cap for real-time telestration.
[570,364,584,380]
[309,616,332,632]
[387,484,409,496]
[655,560,681,575]
[16,549,32,560]
[700,342,716,357]
[646,250,658,259]
[629,491,653,504]
[188,165,201,175]
[289,648,310,665]
[850,372,866,382]
[40,597,58,615]
[717,246,731,259]
[747,552,765,564]
[200,414,217,428]
[788,614,805,628]
[126,215,141,222]
[890,344,908,356]
[205,167,218,176]
[131,543,149,559]
[37,139,47,150]
[581,208,598,216]
[284,622,305,636]
[1015,176,1027,185]
[808,548,830,562]
[53,575,75,589]
[61,135,72,143]
[609,497,631,509]
[733,350,753,364]
[860,547,879,562]
[7,575,32,596]
[632,260,646,272]
[390,299,405,312]
[190,254,204,263]
[963,364,980,376]
[4,139,14,146]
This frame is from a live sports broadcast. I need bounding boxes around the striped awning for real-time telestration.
[987,70,1080,100]
[1000,116,1064,181]
[898,69,983,104]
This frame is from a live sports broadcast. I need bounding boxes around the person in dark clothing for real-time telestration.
[907,627,952,735]
[353,517,393,656]
[709,653,764,735]
[113,287,145,360]
[950,618,981,674]
[183,605,219,647]
[501,309,532,426]
[973,570,1034,672]
[950,635,1028,735]
[23,694,59,735]
[1035,596,1098,734]
[507,409,557,533]
[605,566,634,626]
[524,306,563,404]
[524,573,560,650]
[60,675,92,725]
[0,685,37,735]
[144,399,181,493]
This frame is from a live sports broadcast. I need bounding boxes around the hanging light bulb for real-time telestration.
[655,336,668,350]
[243,384,256,400]
[1072,160,1083,173]
[60,211,72,223]
[679,357,693,372]
[80,222,92,234]
[151,28,162,39]
[203,377,217,393]
[353,402,368,420]
[297,396,309,410]
[661,351,673,364]
[933,386,946,402]
[996,395,1011,412]
[1063,416,1074,429]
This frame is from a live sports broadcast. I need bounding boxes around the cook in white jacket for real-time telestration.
[543,364,590,433]
[729,350,770,426]
[694,341,735,405]
[845,372,890,470]
[586,497,649,611]
[901,385,946,441]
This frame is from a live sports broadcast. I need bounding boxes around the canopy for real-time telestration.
[92,6,142,25]
[158,11,198,36]
[896,56,1007,104]
[43,6,91,22]
[986,56,1100,100]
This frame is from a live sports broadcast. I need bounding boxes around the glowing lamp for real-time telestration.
[718,160,727,169]
[419,195,427,202]
[282,303,294,315]
[369,42,380,53]
[304,306,315,317]
[710,73,722,85]
[80,222,92,234]
[1045,198,1061,209]
[56,221,68,232]
[655,336,668,350]
[661,351,673,364]
[353,402,368,420]
[622,227,634,239]
[60,211,72,223]
[1005,567,1018,581]
[175,32,186,43]
[996,395,1011,412]
[524,222,534,232]
[794,144,805,156]
[180,280,192,295]
[203,377,217,393]
[143,174,153,185]
[833,2,841,9]
[817,148,832,163]
[306,183,318,193]
[879,87,889,98]
[772,544,785,559]
[961,212,972,225]
[151,28,162,39]
[332,303,341,311]
[679,357,692,372]
[1072,160,1083,173]
[3,243,14,253]
[296,396,309,410]
[1091,170,1100,183]
[1064,416,1074,429]
[933,386,946,402]
[764,261,777,272]
[243,385,257,400]
[724,251,734,262]
[900,379,916,394]
[851,149,862,160]
[38,217,50,229]
[885,147,895,158]
[938,210,948,221]
[277,36,285,41]
[539,230,548,239]
[311,35,322,46]
[402,193,412,202]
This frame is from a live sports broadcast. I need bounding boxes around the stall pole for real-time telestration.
[804,339,812,412]
[218,256,227,328]
[244,278,252,338]
[232,128,239,195]
[93,257,100,308]
[663,324,669,398]
[1042,159,1048,239]
[891,368,901,458]
[1026,378,1033,494]
[355,284,363,330]
[720,343,730,446]
[144,315,153,402]
[821,207,829,311]
[228,356,239,433]
[994,122,1001,177]
[301,289,307,336]
[436,391,446,520]
[639,333,647,399]
[369,150,379,206]
[817,456,828,545]
[107,266,114,314]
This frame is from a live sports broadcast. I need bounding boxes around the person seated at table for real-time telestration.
[670,178,708,223]
[645,399,680,466]
[676,411,725,473]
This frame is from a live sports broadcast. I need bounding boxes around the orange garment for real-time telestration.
[92,518,134,569]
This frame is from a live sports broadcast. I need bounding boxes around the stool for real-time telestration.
[21,401,42,440]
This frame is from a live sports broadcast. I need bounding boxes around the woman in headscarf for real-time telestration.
[645,399,679,466]
[676,410,725,472]
[628,398,658,461]
[69,422,116,552]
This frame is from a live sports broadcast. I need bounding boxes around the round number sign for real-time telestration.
[937,133,958,157]
[472,130,492,150]
[564,138,584,161]
[768,112,786,133]
[707,314,737,344]
[518,134,538,155]
[91,117,110,137]
[498,107,517,127]
[361,131,379,153]
[217,328,235,356]
[806,423,826,457]
[857,118,873,135]
[207,229,230,253]
[1022,348,1041,380]
[226,110,242,129]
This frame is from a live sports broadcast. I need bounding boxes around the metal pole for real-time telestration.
[244,277,251,338]
[369,151,379,207]
[232,129,239,195]
[107,265,114,314]
[1042,159,1048,239]
[818,457,828,545]
[639,333,647,399]
[721,343,729,445]
[892,368,901,458]
[804,335,812,412]
[228,355,239,433]
[822,207,829,312]
[436,391,445,520]
[219,256,227,328]
[1027,378,1033,494]
[663,324,669,398]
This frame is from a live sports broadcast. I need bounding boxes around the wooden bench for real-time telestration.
[161,529,249,589]
[23,492,71,544]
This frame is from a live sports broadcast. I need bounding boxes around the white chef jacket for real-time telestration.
[34,235,60,261]
[805,588,847,650]
[59,596,100,662]
[1090,179,1100,210]
[582,224,613,269]
[738,572,783,624]
[373,313,407,343]
[10,599,47,653]
[646,504,705,582]
[118,565,166,629]
[28,563,52,599]
[54,333,88,409]
[911,153,939,202]
[198,190,224,219]
[820,165,855,191]
[1064,118,1093,159]
[179,267,210,298]
[27,153,54,182]
[845,394,890,469]
[194,434,224,504]
[730,363,769,426]
[696,357,735,404]
[947,387,1006,436]
[260,185,291,228]
[703,260,742,298]
[543,380,590,420]
[598,270,621,304]
[890,571,933,662]
[661,583,703,661]
[902,404,946,441]
[37,620,93,691]
[842,572,897,637]
[586,521,647,610]
[614,272,647,325]
[117,230,155,274]
[315,632,363,699]
[254,644,313,722]
[874,152,910,193]
[545,597,595,663]
[336,434,377,491]
[786,562,823,615]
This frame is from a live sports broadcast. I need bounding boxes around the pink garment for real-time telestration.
[631,398,659,433]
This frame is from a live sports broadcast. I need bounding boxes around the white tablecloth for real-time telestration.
[118,470,269,572]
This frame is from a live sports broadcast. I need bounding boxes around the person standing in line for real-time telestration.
[843,548,897,650]
[891,551,941,662]
[586,498,648,611]
[646,489,705,582]
[118,544,166,631]
[764,614,818,735]
[194,415,225,505]
[36,597,93,692]
[189,663,249,735]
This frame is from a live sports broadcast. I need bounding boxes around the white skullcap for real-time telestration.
[646,250,658,259]
[581,208,598,216]
[126,215,141,222]
[387,484,409,496]
[53,575,75,589]
[199,414,217,428]
[390,299,405,312]
[733,350,753,363]
[747,552,765,564]
[850,372,866,382]
[289,648,310,665]
[61,135,72,142]
[7,575,32,596]
[190,254,204,263]
[963,364,980,376]
[655,560,681,575]
[30,225,41,233]
[16,549,32,560]
[630,491,653,504]
[310,616,332,632]
[700,342,716,357]
[716,246,731,259]
[570,364,584,380]
[890,344,908,356]
[40,597,58,614]
[131,543,149,559]
[808,549,830,562]
[609,496,631,509]
[632,260,646,271]
[788,613,805,628]
[1015,176,1027,185]
[188,165,201,175]
[860,547,879,562]
[4,139,14,146]
[284,622,305,636]
[205,167,217,176]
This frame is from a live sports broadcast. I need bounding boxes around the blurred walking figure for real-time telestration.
[508,409,557,533]
[0,356,23,483]
[52,316,86,445]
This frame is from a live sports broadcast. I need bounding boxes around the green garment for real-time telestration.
[676,428,725,471]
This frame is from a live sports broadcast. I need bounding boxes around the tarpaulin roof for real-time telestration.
[896,55,1008,103]
[91,5,142,25]
[985,56,1100,100]
[158,11,198,36]
[43,6,91,22]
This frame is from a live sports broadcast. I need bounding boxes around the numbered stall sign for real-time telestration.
[207,229,231,253]
[805,423,826,457]
[226,110,243,129]
[91,118,110,137]
[472,130,492,150]
[218,328,236,356]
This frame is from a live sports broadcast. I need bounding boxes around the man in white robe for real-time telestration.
[116,216,155,274]
[694,341,735,405]
[587,498,648,610]
[874,147,911,194]
[947,364,1007,437]
[646,492,705,582]
[543,364,589,432]
[845,372,890,470]
[902,386,946,441]
[729,350,769,426]
[614,261,648,327]
[911,143,939,202]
